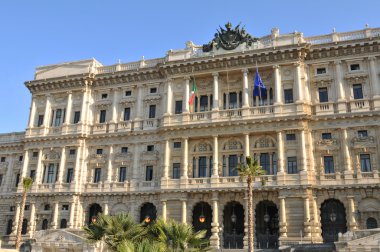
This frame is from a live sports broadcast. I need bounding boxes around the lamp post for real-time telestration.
[231,203,237,249]
[264,207,270,249]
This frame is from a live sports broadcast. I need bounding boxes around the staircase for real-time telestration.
[335,228,380,252]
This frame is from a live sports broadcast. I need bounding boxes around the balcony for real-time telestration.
[92,123,109,134]
[313,102,335,115]
[349,99,372,112]
[138,119,160,130]
[116,121,133,132]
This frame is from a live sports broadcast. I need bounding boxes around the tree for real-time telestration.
[237,156,265,252]
[15,177,33,249]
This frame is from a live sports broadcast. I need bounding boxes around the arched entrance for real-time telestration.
[140,203,157,224]
[88,203,102,224]
[366,217,378,229]
[255,200,279,249]
[192,202,212,238]
[223,201,244,249]
[321,199,347,243]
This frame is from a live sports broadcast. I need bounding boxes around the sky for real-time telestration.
[0,0,380,133]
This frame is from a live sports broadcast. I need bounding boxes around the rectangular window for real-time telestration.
[0,174,3,186]
[69,149,76,155]
[19,155,23,162]
[358,130,368,138]
[96,149,103,155]
[200,95,209,112]
[15,173,20,187]
[125,90,132,96]
[121,147,128,153]
[47,164,55,183]
[149,105,156,118]
[123,107,131,121]
[99,110,107,123]
[198,157,207,177]
[360,154,371,172]
[73,111,80,124]
[175,100,183,114]
[172,163,180,179]
[350,64,360,71]
[32,152,38,158]
[316,67,327,75]
[66,168,73,183]
[62,205,69,211]
[353,84,363,100]
[101,93,108,99]
[173,142,181,149]
[25,205,30,211]
[322,133,332,140]
[228,155,238,176]
[150,87,157,93]
[324,156,334,174]
[318,87,329,103]
[229,92,238,109]
[260,153,270,175]
[119,167,127,182]
[286,133,296,141]
[54,109,63,126]
[0,157,5,162]
[147,145,154,152]
[145,166,153,181]
[37,115,44,127]
[30,170,36,181]
[94,168,102,183]
[284,89,294,104]
[287,157,298,174]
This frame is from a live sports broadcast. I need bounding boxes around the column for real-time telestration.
[57,147,66,183]
[347,196,358,230]
[162,200,167,222]
[12,203,21,234]
[244,133,250,157]
[279,197,287,237]
[277,131,285,173]
[294,63,304,102]
[183,77,190,113]
[29,203,36,235]
[210,192,220,249]
[242,69,249,108]
[111,88,120,123]
[163,140,170,178]
[3,154,14,192]
[369,57,380,97]
[64,91,73,124]
[28,97,37,128]
[303,197,311,237]
[35,149,43,184]
[69,200,76,228]
[274,65,283,104]
[103,202,109,215]
[335,61,345,101]
[132,144,140,180]
[20,150,29,179]
[106,146,114,184]
[342,128,352,173]
[308,131,315,172]
[181,138,188,179]
[52,202,59,229]
[181,200,187,223]
[80,89,88,124]
[135,86,143,120]
[212,73,219,110]
[300,130,307,172]
[165,79,173,115]
[43,95,52,127]
[312,197,322,241]
[212,136,219,177]
[72,143,82,187]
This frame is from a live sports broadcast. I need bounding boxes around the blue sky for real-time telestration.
[0,0,379,133]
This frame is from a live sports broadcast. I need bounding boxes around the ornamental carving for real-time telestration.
[351,136,376,148]
[140,151,159,162]
[89,154,107,164]
[114,153,133,163]
[202,22,258,52]
[44,150,60,161]
[316,139,339,151]
[119,97,136,105]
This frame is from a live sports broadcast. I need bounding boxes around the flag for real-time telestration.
[188,77,197,105]
[253,68,267,97]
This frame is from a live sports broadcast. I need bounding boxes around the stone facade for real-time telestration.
[1,25,380,250]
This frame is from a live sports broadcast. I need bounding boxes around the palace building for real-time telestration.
[1,23,380,251]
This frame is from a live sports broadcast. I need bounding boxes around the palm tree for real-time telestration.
[237,156,266,252]
[15,177,33,249]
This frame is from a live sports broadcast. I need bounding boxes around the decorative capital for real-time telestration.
[242,69,249,74]
[212,72,219,77]
[368,56,377,61]
[273,65,280,69]
[293,62,301,67]
[184,76,191,81]
[334,60,342,65]
[66,91,73,95]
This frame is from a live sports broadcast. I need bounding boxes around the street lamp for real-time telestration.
[329,211,337,223]
[144,215,151,224]
[199,203,206,223]
[91,215,97,223]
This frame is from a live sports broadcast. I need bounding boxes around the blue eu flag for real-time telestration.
[253,69,267,97]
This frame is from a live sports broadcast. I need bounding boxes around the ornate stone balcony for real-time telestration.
[349,99,372,112]
[313,102,335,115]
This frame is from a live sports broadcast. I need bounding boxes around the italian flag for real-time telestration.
[188,77,197,106]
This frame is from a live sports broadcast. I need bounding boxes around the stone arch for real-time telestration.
[140,202,157,224]
[220,138,244,151]
[255,200,279,249]
[366,217,378,229]
[222,201,244,249]
[110,203,129,215]
[88,203,102,224]
[320,198,347,243]
[252,136,277,149]
[190,140,213,153]
[192,201,212,238]
[358,198,380,212]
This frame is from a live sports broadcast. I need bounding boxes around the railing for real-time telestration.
[350,99,370,111]
[97,58,165,74]
[189,111,212,121]
[219,108,242,118]
[250,105,274,115]
[0,132,24,143]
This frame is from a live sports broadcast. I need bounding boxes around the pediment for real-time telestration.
[34,229,86,244]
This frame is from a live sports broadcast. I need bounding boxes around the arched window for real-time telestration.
[42,219,48,230]
[366,217,378,229]
[60,219,67,229]
[21,219,28,235]
[6,219,13,235]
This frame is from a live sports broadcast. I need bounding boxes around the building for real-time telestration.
[1,23,380,251]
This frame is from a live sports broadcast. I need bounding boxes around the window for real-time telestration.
[101,93,108,99]
[200,95,209,111]
[318,87,328,103]
[175,100,183,114]
[286,133,296,141]
[99,110,107,123]
[32,151,38,158]
[6,219,12,235]
[21,219,27,235]
[60,219,67,229]
[44,204,51,211]
[124,107,131,121]
[284,89,293,104]
[0,157,5,162]
[37,115,44,127]
[353,84,363,99]
[316,67,327,75]
[199,157,207,177]
[62,205,69,211]
[121,147,128,153]
[15,173,20,187]
[260,153,270,175]
[66,168,73,183]
[147,145,154,152]
[19,155,23,162]
[73,111,80,124]
[145,166,153,181]
[358,130,368,138]
[149,105,156,118]
[227,155,238,176]
[96,149,103,155]
[54,109,63,126]
[10,206,15,212]
[150,87,157,93]
[94,168,102,183]
[69,149,76,155]
[360,154,371,172]
[47,164,55,183]
[119,167,127,182]
[173,142,181,149]
[321,133,332,140]
[172,163,180,179]
[0,174,2,186]
[324,156,334,174]
[125,90,132,96]
[350,64,360,71]
[229,92,238,109]
[30,170,36,181]
[287,157,298,174]
[42,219,48,230]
